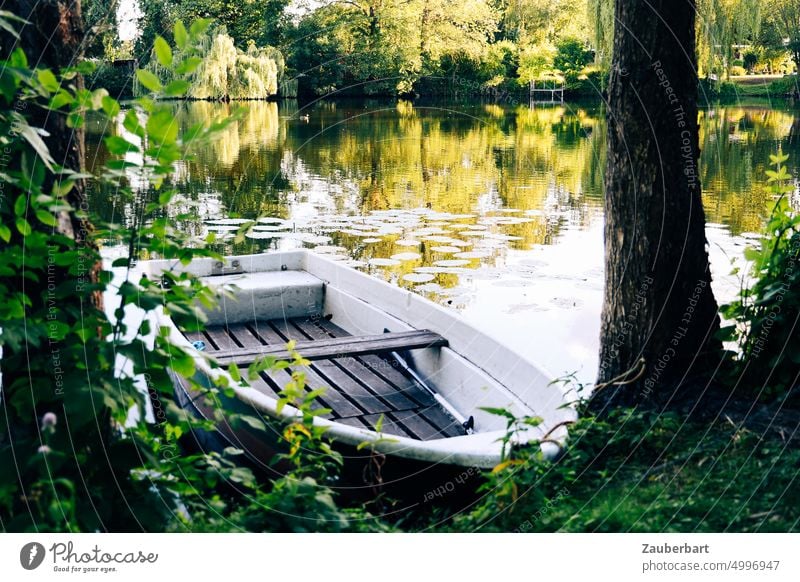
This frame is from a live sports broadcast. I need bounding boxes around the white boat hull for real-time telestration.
[121,250,575,469]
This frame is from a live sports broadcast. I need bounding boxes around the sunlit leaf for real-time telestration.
[136,69,162,93]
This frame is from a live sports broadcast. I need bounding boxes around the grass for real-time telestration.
[718,74,800,98]
[420,409,800,532]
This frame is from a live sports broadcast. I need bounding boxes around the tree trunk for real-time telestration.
[592,0,721,410]
[6,0,91,245]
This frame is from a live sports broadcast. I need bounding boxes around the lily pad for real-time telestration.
[391,252,422,261]
[402,273,436,283]
[206,218,252,225]
[395,239,421,247]
[454,251,491,259]
[369,258,401,267]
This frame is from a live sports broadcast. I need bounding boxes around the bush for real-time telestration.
[567,67,606,97]
[769,75,800,97]
[553,37,593,87]
[720,151,800,399]
[0,15,377,533]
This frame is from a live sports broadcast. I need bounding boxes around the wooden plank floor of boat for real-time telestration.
[184,317,464,441]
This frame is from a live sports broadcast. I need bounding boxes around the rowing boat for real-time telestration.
[132,250,574,474]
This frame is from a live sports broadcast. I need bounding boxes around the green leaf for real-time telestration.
[146,109,179,144]
[49,90,74,109]
[74,326,93,343]
[8,47,27,68]
[478,406,517,420]
[237,415,266,431]
[104,135,137,155]
[176,57,203,75]
[36,68,59,92]
[174,21,188,50]
[158,190,176,205]
[189,19,212,38]
[123,110,145,138]
[0,224,10,242]
[101,95,120,117]
[14,194,26,216]
[35,209,58,227]
[154,36,173,68]
[76,60,96,75]
[0,14,21,39]
[17,119,55,171]
[228,363,241,382]
[136,69,162,93]
[15,218,31,236]
[91,88,109,110]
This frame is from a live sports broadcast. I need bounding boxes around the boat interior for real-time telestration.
[181,267,467,441]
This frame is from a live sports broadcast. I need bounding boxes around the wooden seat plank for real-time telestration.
[222,327,347,417]
[213,329,447,365]
[226,324,341,417]
[182,317,461,440]
[255,368,332,416]
[268,319,388,417]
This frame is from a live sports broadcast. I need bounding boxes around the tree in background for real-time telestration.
[767,0,800,72]
[696,0,762,78]
[286,0,498,96]
[593,0,722,409]
[755,14,790,73]
[173,0,290,48]
[507,0,590,87]
[83,0,120,58]
[135,0,174,62]
[134,0,290,63]
[553,37,593,86]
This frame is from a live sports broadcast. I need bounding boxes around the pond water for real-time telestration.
[86,99,800,384]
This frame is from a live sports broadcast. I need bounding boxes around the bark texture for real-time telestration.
[593,0,721,409]
[6,0,90,243]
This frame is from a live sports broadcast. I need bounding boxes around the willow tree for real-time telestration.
[587,0,613,69]
[696,0,762,78]
[592,0,722,409]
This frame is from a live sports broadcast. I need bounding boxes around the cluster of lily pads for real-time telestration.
[204,207,559,303]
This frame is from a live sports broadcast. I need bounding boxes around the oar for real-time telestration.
[384,330,474,435]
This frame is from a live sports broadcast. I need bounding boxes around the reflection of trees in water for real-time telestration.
[86,101,796,244]
[699,106,796,234]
